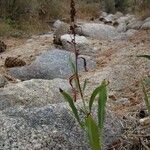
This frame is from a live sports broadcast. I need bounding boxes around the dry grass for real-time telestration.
[0,21,12,36]
[0,21,23,37]
[76,2,100,19]
[121,109,150,149]
[0,0,149,38]
[136,8,150,20]
[0,0,101,37]
[132,0,150,20]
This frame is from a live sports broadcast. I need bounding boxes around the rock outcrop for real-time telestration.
[0,78,71,110]
[0,75,7,88]
[0,103,123,150]
[9,49,96,80]
[76,23,119,39]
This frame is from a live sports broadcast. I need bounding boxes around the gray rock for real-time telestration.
[107,65,138,91]
[101,12,108,18]
[105,14,116,22]
[53,20,63,29]
[127,19,143,29]
[113,33,127,40]
[0,103,123,150]
[144,17,150,23]
[114,29,137,40]
[76,23,119,39]
[117,15,135,24]
[61,34,93,55]
[61,34,89,45]
[0,78,71,110]
[114,12,124,19]
[83,65,138,92]
[117,23,127,32]
[9,49,96,80]
[0,75,6,88]
[125,14,135,21]
[141,20,150,29]
[117,16,128,24]
[125,29,137,37]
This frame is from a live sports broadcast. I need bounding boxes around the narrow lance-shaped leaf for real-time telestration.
[69,56,76,74]
[137,55,150,60]
[85,115,101,150]
[59,88,82,127]
[85,115,102,150]
[89,80,106,112]
[142,81,150,115]
[68,57,80,91]
[98,80,107,136]
[82,79,88,93]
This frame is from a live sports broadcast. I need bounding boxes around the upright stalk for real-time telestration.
[70,0,87,112]
[60,1,108,150]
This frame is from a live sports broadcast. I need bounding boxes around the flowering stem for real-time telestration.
[70,0,87,113]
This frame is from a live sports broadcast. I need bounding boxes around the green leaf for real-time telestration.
[142,81,150,115]
[69,56,76,74]
[98,81,107,134]
[89,80,106,112]
[60,89,83,127]
[137,55,150,60]
[68,57,79,91]
[82,79,88,92]
[85,115,101,150]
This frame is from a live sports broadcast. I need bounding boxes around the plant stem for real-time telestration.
[72,26,87,113]
[70,0,87,113]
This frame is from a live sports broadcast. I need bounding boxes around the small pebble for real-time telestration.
[140,117,150,126]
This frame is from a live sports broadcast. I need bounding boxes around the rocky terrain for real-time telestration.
[0,12,150,149]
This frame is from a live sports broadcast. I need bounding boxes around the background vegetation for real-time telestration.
[0,0,149,37]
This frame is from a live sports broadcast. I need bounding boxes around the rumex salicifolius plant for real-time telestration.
[59,0,108,150]
[137,55,150,115]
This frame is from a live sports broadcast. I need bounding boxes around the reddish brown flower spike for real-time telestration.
[70,0,76,22]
